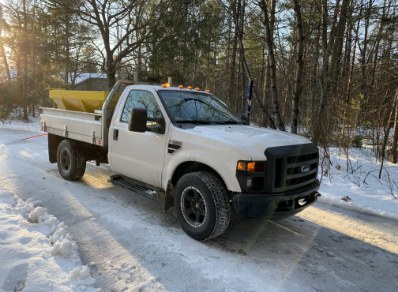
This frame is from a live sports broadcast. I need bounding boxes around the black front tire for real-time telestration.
[57,140,86,181]
[175,171,231,241]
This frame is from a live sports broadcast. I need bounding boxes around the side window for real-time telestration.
[120,90,163,125]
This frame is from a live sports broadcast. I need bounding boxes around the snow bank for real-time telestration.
[28,206,46,223]
[0,115,41,132]
[0,187,99,291]
[319,147,398,220]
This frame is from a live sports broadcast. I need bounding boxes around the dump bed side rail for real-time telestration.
[40,108,103,146]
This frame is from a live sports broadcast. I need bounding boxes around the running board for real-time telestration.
[110,175,159,201]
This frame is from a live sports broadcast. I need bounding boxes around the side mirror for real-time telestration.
[152,119,166,134]
[129,108,147,132]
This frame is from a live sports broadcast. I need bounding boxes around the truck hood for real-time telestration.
[186,124,313,160]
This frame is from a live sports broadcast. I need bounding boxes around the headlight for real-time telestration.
[236,161,266,192]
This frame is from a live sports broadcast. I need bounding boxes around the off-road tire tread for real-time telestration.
[57,140,86,181]
[176,171,231,241]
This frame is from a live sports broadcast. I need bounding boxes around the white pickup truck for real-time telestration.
[40,80,321,240]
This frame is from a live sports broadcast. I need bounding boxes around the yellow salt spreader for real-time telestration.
[48,89,108,113]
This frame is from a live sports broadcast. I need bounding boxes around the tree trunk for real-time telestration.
[64,18,70,88]
[262,45,270,127]
[31,2,36,118]
[391,90,398,163]
[0,5,11,81]
[259,0,285,131]
[235,15,276,128]
[379,96,395,178]
[312,0,329,145]
[228,0,239,107]
[358,0,374,125]
[107,63,117,89]
[291,0,304,134]
[340,4,358,146]
[329,0,350,83]
[22,0,29,121]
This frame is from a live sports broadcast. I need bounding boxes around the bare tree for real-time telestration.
[227,0,241,108]
[22,0,28,121]
[74,0,168,87]
[392,90,398,163]
[227,0,276,128]
[291,0,304,134]
[0,5,11,81]
[258,0,285,131]
[313,0,350,145]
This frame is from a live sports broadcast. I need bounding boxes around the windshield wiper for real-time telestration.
[176,120,213,124]
[176,119,242,126]
[178,98,209,106]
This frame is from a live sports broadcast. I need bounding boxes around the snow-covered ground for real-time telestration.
[0,115,41,132]
[0,187,98,291]
[0,115,397,291]
[0,117,98,291]
[319,147,398,221]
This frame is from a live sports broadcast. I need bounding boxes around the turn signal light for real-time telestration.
[247,162,256,172]
[236,161,265,173]
[237,161,247,172]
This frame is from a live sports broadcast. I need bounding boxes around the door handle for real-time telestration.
[113,129,119,141]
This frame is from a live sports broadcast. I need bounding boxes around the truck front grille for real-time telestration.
[265,144,319,192]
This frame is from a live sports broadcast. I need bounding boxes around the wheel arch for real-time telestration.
[48,133,63,163]
[48,134,107,164]
[171,161,227,190]
[163,161,230,211]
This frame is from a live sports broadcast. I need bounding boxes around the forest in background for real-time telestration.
[0,0,397,167]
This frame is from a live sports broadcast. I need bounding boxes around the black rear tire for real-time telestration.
[57,140,86,181]
[175,171,230,241]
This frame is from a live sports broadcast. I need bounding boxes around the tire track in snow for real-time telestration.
[298,204,398,255]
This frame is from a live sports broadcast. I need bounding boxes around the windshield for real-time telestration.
[157,90,241,125]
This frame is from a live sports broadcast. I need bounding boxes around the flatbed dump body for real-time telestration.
[41,108,103,146]
[42,80,134,147]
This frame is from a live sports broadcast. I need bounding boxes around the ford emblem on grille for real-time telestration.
[300,163,311,173]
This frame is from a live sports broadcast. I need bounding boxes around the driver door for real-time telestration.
[109,89,168,188]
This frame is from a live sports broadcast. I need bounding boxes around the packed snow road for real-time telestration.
[1,128,397,291]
